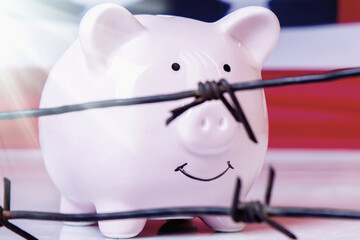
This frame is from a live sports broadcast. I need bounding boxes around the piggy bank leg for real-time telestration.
[60,196,96,226]
[201,216,245,232]
[96,203,147,238]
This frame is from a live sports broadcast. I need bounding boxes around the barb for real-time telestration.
[3,178,10,211]
[0,178,38,240]
[230,169,297,239]
[219,79,257,143]
[0,219,38,240]
[229,167,360,239]
[265,167,275,205]
[259,214,297,239]
[167,79,257,143]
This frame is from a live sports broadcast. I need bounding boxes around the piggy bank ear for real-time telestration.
[79,4,144,67]
[217,7,280,68]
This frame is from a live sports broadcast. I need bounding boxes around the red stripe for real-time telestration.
[263,70,360,149]
[337,0,360,23]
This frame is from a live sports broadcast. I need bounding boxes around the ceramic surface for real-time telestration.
[38,4,279,238]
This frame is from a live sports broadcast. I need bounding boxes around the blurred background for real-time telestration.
[0,1,360,239]
[0,0,359,153]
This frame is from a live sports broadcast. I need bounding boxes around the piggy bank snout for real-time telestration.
[176,102,239,155]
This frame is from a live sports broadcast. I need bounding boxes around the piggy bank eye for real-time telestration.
[223,64,231,72]
[172,63,181,71]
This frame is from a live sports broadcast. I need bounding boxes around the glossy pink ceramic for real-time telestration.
[38,4,279,238]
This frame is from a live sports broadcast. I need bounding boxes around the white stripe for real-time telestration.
[265,23,360,70]
[222,0,269,12]
[264,149,360,171]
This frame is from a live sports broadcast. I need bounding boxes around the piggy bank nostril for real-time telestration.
[219,117,227,130]
[200,118,210,130]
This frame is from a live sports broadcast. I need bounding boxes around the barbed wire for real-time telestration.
[0,67,360,239]
[3,168,360,239]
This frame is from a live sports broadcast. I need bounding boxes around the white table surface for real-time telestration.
[1,149,360,240]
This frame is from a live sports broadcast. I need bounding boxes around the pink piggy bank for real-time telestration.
[39,4,279,238]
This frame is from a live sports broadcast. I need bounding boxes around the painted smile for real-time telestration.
[174,161,234,182]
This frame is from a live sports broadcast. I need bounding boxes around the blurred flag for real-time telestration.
[225,0,360,26]
[0,0,359,150]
